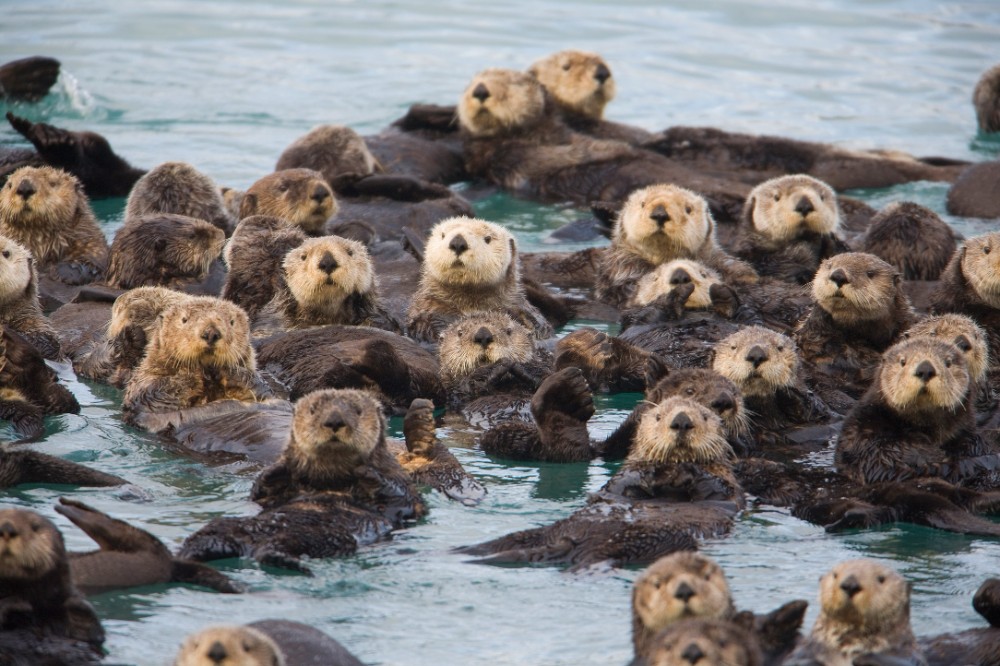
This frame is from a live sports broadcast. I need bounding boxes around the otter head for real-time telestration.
[282,235,374,313]
[107,213,226,289]
[457,68,547,138]
[631,396,733,466]
[615,185,713,265]
[0,508,64,583]
[438,311,534,382]
[0,234,35,306]
[878,337,969,415]
[527,49,615,120]
[959,233,1000,309]
[633,552,734,639]
[223,216,303,268]
[287,388,385,480]
[152,297,253,371]
[862,202,955,281]
[0,165,82,232]
[174,625,285,666]
[276,124,379,186]
[974,63,1000,134]
[743,175,839,246]
[904,314,988,383]
[646,618,762,666]
[647,369,747,439]
[108,286,191,340]
[423,216,516,288]
[816,559,912,637]
[712,326,800,399]
[125,162,233,232]
[632,259,722,309]
[812,252,901,324]
[239,169,336,235]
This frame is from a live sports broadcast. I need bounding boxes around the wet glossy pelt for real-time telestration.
[3,2,1000,665]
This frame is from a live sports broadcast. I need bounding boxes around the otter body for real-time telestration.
[0,234,61,358]
[222,215,308,318]
[1,324,79,440]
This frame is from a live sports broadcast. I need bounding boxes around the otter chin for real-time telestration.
[812,252,902,323]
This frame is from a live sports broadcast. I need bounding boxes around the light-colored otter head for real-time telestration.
[239,169,336,235]
[149,297,254,371]
[0,165,84,239]
[282,235,374,311]
[287,388,385,479]
[632,259,722,309]
[615,185,713,265]
[125,162,233,232]
[457,68,547,138]
[0,234,35,306]
[631,396,733,466]
[812,252,901,324]
[878,337,969,415]
[0,508,64,582]
[815,559,912,639]
[712,326,800,399]
[174,625,285,666]
[974,63,1000,134]
[438,311,534,382]
[275,124,379,185]
[959,233,1000,309]
[633,552,734,640]
[647,369,747,439]
[423,216,516,288]
[527,50,615,120]
[107,286,191,339]
[904,314,988,383]
[646,618,762,666]
[743,175,839,245]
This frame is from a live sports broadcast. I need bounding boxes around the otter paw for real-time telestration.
[708,283,740,319]
[531,367,595,424]
[403,398,438,454]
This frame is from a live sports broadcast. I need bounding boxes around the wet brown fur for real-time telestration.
[106,213,225,289]
[238,169,335,235]
[124,161,234,234]
[863,202,959,280]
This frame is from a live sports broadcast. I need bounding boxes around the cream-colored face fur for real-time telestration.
[0,508,63,582]
[276,124,379,180]
[646,619,759,666]
[242,169,336,234]
[960,233,1000,309]
[744,175,839,244]
[424,216,515,287]
[712,326,799,398]
[527,49,615,120]
[904,314,988,382]
[649,370,748,439]
[107,287,190,338]
[174,626,284,666]
[817,559,911,635]
[632,396,733,465]
[0,234,34,304]
[878,337,968,414]
[634,552,733,634]
[0,165,81,233]
[151,297,253,370]
[457,68,547,137]
[289,388,383,467]
[438,311,534,381]
[632,259,721,308]
[283,235,374,309]
[812,252,899,323]
[615,185,713,265]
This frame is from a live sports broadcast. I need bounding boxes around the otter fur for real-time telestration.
[974,63,1000,134]
[0,233,61,358]
[174,625,285,666]
[645,618,764,666]
[222,215,308,318]
[238,168,335,235]
[124,161,234,234]
[946,161,1000,220]
[863,202,960,280]
[276,124,379,185]
[1,324,79,440]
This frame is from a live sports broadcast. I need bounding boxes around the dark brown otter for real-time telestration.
[222,215,308,319]
[0,447,124,489]
[946,161,1000,220]
[0,324,79,440]
[920,578,1000,666]
[645,618,764,666]
[238,168,335,236]
[124,161,234,234]
[974,63,1000,133]
[0,57,59,102]
[863,201,960,280]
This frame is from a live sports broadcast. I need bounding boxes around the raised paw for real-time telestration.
[403,398,438,455]
[531,366,595,424]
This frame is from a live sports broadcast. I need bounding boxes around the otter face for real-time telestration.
[960,233,1000,309]
[904,314,988,383]
[712,326,799,398]
[744,175,839,244]
[527,49,615,120]
[289,388,384,472]
[634,552,733,635]
[0,165,81,231]
[616,185,713,265]
[108,214,226,289]
[457,68,547,138]
[0,508,64,582]
[154,298,253,370]
[646,618,760,666]
[632,396,733,465]
[438,311,534,381]
[879,337,969,414]
[0,235,34,304]
[817,559,911,634]
[632,259,722,309]
[241,169,336,235]
[424,216,515,287]
[276,124,378,183]
[812,252,899,323]
[174,626,285,666]
[283,236,374,310]
[647,369,747,439]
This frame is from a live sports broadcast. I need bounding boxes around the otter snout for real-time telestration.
[472,83,490,102]
[15,179,35,200]
[709,392,736,415]
[650,205,671,228]
[829,268,850,288]
[840,574,862,598]
[206,640,228,663]
[914,360,937,383]
[594,63,611,84]
[323,407,355,434]
[311,184,330,203]
[671,411,694,432]
[473,326,494,349]
[0,520,18,540]
[670,268,692,285]
[674,580,696,602]
[795,196,814,217]
[449,234,469,256]
[317,250,339,274]
[745,345,769,369]
[681,642,706,665]
[200,325,221,346]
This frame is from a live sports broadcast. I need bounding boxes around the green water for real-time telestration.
[3,2,1000,664]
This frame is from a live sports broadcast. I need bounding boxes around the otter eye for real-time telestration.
[867,271,876,278]
[278,183,289,192]
[730,345,736,351]
[655,414,661,422]
[899,358,906,366]
[685,205,692,214]
[777,346,785,352]
[347,249,354,257]
[685,387,695,395]
[877,575,886,584]
[653,580,661,589]
[301,253,307,260]
[704,572,712,580]
[242,640,253,652]
[773,194,780,202]
[230,319,235,326]
[484,236,493,244]
[562,63,571,71]
[1,250,8,259]
[984,246,992,255]
[31,522,41,532]
[506,328,513,335]
[945,360,952,367]
[441,232,445,239]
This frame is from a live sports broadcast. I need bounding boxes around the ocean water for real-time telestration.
[2,2,1000,664]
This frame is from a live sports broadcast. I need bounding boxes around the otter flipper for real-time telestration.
[0,57,60,102]
[391,104,459,134]
[0,449,125,488]
[169,560,244,594]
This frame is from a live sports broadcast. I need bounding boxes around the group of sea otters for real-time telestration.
[1,50,1000,664]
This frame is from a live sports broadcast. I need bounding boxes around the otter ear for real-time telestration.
[892,272,902,287]
[526,64,540,79]
[238,192,258,218]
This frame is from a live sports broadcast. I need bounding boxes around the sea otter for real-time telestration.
[0,233,61,358]
[124,161,234,234]
[862,202,960,281]
[221,215,308,319]
[0,324,79,440]
[238,168,335,235]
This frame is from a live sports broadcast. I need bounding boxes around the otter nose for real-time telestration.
[710,392,736,414]
[914,360,937,383]
[312,184,330,203]
[0,521,18,539]
[449,234,469,256]
[472,83,490,102]
[955,335,973,353]
[795,197,815,216]
[681,643,706,665]
[593,63,611,84]
[745,345,769,368]
[206,640,228,664]
[15,180,35,199]
[674,581,696,603]
[318,251,339,274]
[650,205,670,227]
[473,327,494,349]
[670,268,692,286]
[829,268,850,288]
[670,412,694,432]
[840,575,862,598]
[324,410,348,432]
[200,326,221,346]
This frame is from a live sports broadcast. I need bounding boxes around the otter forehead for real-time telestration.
[638,551,729,589]
[0,508,63,579]
[527,49,615,118]
[442,310,529,341]
[423,216,515,285]
[175,625,285,666]
[457,68,547,137]
[905,314,987,380]
[109,286,191,336]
